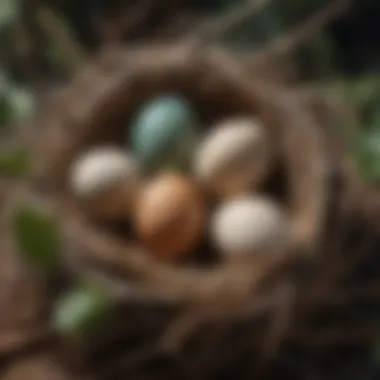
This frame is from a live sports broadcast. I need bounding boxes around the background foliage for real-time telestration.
[0,0,379,376]
[1,0,379,184]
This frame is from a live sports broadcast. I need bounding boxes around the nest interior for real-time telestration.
[15,44,358,380]
[32,44,331,254]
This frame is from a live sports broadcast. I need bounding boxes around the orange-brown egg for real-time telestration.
[134,172,205,261]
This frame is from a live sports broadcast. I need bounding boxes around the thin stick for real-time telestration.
[262,0,351,57]
[36,7,87,71]
[188,0,270,42]
[11,18,43,90]
[99,0,153,44]
[292,324,380,346]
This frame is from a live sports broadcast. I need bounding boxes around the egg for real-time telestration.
[210,195,290,261]
[193,117,270,198]
[70,146,139,219]
[131,95,199,173]
[134,172,205,261]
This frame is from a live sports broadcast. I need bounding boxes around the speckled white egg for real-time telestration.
[210,195,290,260]
[193,117,270,198]
[70,146,139,219]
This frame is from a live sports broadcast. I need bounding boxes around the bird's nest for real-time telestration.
[1,44,379,380]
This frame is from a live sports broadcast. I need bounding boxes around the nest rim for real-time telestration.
[30,43,335,318]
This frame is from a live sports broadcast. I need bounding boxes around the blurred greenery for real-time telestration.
[0,0,20,29]
[11,204,61,270]
[355,128,380,184]
[52,283,113,338]
[372,337,380,369]
[1,0,377,181]
[0,77,35,127]
[0,148,29,176]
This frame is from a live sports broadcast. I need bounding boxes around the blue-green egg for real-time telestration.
[130,95,200,173]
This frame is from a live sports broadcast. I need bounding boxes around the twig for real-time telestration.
[187,0,270,42]
[11,18,43,90]
[94,344,161,379]
[35,6,87,71]
[98,0,153,44]
[0,326,53,357]
[328,282,380,304]
[292,324,380,346]
[258,0,351,58]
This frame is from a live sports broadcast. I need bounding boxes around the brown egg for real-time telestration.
[134,172,205,261]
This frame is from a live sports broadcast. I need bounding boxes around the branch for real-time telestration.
[263,0,351,57]
[188,0,270,42]
[292,324,379,346]
[36,7,87,71]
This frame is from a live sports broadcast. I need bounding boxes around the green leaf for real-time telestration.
[353,76,380,105]
[0,69,9,88]
[12,204,61,269]
[355,128,380,184]
[0,0,20,29]
[0,149,29,176]
[0,73,35,127]
[0,93,12,127]
[8,86,35,124]
[371,335,380,368]
[52,284,113,338]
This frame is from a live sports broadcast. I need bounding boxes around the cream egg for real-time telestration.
[210,195,290,260]
[193,117,270,198]
[70,146,139,219]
